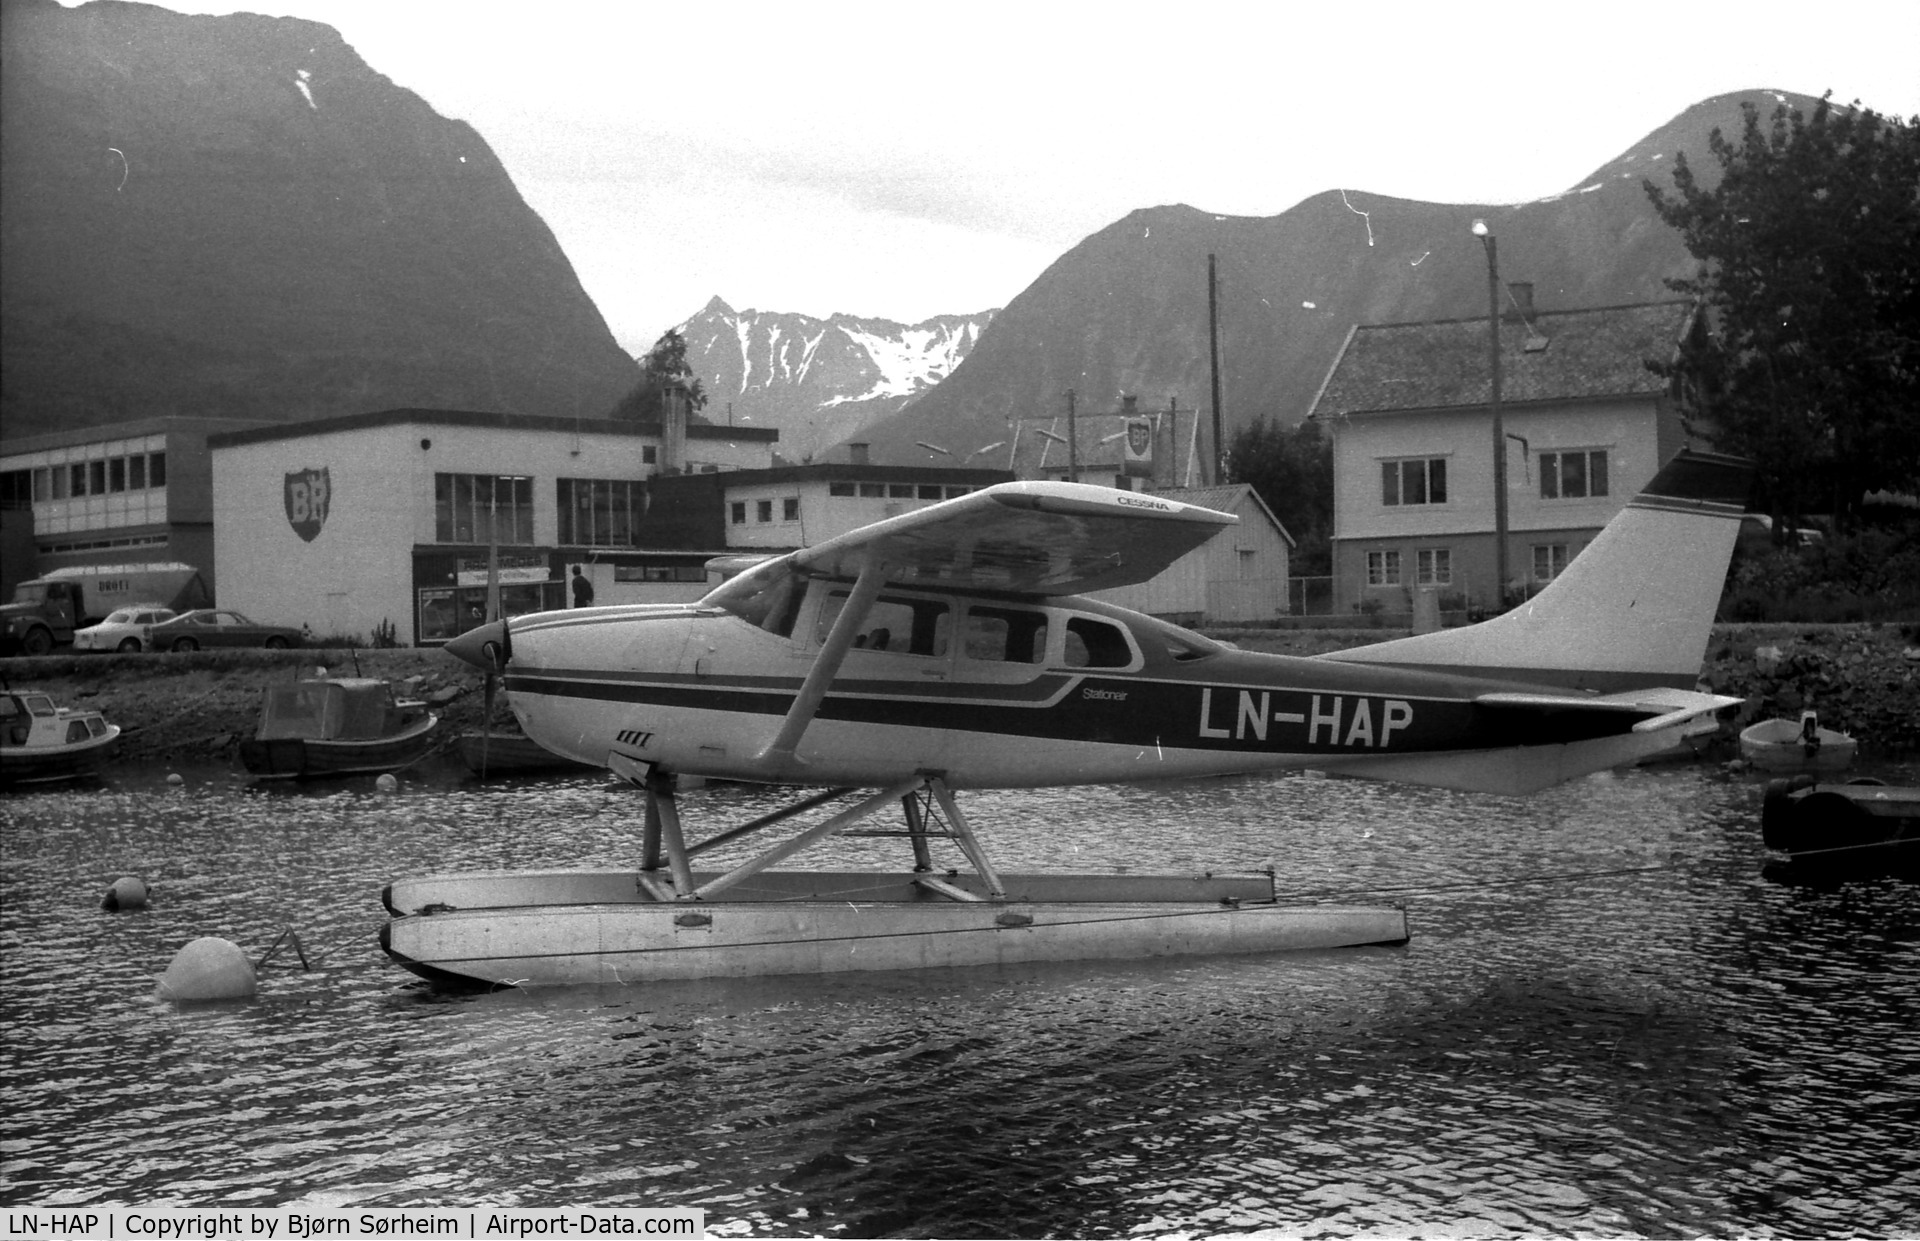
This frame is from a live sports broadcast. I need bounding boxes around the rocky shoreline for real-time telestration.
[3,622,1915,764]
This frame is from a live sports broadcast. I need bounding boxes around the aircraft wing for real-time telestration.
[792,481,1238,595]
[1475,686,1743,732]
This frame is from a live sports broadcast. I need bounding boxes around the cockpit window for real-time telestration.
[703,558,804,637]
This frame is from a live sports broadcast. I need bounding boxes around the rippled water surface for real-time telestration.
[3,757,1917,1237]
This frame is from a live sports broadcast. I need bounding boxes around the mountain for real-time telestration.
[0,0,639,440]
[674,297,995,462]
[849,90,1824,468]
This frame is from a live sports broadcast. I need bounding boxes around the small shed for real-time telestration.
[1090,484,1294,625]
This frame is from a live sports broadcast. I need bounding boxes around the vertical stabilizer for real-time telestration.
[1324,450,1751,692]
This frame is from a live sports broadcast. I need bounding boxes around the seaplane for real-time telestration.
[382,448,1752,988]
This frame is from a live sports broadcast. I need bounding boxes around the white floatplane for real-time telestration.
[383,449,1752,988]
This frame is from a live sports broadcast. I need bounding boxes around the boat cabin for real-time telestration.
[1,693,112,748]
[256,679,422,742]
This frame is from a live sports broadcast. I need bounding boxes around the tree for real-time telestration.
[609,329,709,422]
[1225,416,1332,574]
[1644,94,1920,535]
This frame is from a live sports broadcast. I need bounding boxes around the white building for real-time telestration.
[209,408,778,645]
[1088,485,1294,625]
[1308,299,1697,615]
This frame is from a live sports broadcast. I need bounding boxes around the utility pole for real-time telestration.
[1066,388,1079,483]
[1207,254,1224,485]
[1472,220,1509,609]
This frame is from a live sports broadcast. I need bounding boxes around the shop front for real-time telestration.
[412,548,566,645]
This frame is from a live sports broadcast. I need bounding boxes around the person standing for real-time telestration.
[570,565,595,608]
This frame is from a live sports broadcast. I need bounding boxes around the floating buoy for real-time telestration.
[375,773,398,792]
[166,772,184,786]
[157,936,256,1002]
[102,876,149,911]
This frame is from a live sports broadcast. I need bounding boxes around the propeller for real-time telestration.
[446,618,512,779]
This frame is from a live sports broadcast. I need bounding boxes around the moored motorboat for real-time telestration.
[1761,775,1919,876]
[1,689,120,787]
[1740,711,1857,773]
[240,676,441,779]
[458,729,593,777]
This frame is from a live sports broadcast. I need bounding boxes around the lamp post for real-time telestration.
[1472,219,1509,610]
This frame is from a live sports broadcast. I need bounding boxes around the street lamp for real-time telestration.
[1473,218,1509,609]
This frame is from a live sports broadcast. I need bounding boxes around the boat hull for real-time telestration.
[380,869,1409,988]
[1761,778,1920,874]
[1740,719,1857,773]
[458,731,592,777]
[0,729,120,787]
[241,715,441,779]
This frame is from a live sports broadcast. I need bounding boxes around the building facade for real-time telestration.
[208,408,779,645]
[0,416,272,598]
[1308,300,1696,616]
[1087,485,1294,625]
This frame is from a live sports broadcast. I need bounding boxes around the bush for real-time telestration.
[1719,518,1920,622]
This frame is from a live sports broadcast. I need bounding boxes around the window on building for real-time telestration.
[730,501,747,524]
[435,473,534,544]
[782,497,800,522]
[1381,457,1447,506]
[128,455,147,490]
[88,460,106,495]
[1367,550,1402,586]
[108,458,126,493]
[48,467,67,500]
[756,499,773,522]
[917,485,944,500]
[557,478,644,546]
[1532,543,1571,581]
[829,482,856,497]
[1540,449,1609,500]
[0,470,30,510]
[148,453,166,488]
[859,483,885,498]
[889,484,915,498]
[642,447,658,465]
[1416,548,1451,585]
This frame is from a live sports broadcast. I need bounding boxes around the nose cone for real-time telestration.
[445,619,508,672]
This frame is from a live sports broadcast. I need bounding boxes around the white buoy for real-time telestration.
[102,876,149,911]
[166,772,184,786]
[158,937,256,1002]
[375,773,398,792]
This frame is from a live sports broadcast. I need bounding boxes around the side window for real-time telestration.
[961,606,1049,664]
[1062,617,1134,669]
[817,592,951,657]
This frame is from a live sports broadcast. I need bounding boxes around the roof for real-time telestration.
[1154,484,1297,548]
[205,407,779,449]
[715,463,1015,488]
[1308,301,1694,419]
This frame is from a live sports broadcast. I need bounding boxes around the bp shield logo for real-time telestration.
[285,467,331,542]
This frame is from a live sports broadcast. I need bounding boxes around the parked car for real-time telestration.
[72,605,178,653]
[146,609,304,652]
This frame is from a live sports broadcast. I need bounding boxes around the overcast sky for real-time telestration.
[86,0,1920,356]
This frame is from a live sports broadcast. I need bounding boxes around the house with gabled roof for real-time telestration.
[1307,296,1698,616]
[1089,483,1294,625]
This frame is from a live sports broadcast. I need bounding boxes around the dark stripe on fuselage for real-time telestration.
[506,668,1646,755]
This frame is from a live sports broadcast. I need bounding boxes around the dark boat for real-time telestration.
[2,690,120,787]
[458,729,593,777]
[240,677,441,779]
[1761,776,1920,877]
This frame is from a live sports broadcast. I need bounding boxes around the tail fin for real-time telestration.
[1324,449,1751,693]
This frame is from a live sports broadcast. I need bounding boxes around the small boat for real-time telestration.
[458,729,593,777]
[1,689,120,787]
[240,677,441,779]
[1761,776,1920,876]
[1740,711,1857,773]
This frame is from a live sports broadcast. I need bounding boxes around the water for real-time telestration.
[3,758,1918,1237]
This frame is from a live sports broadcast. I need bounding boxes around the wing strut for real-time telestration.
[754,556,887,775]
